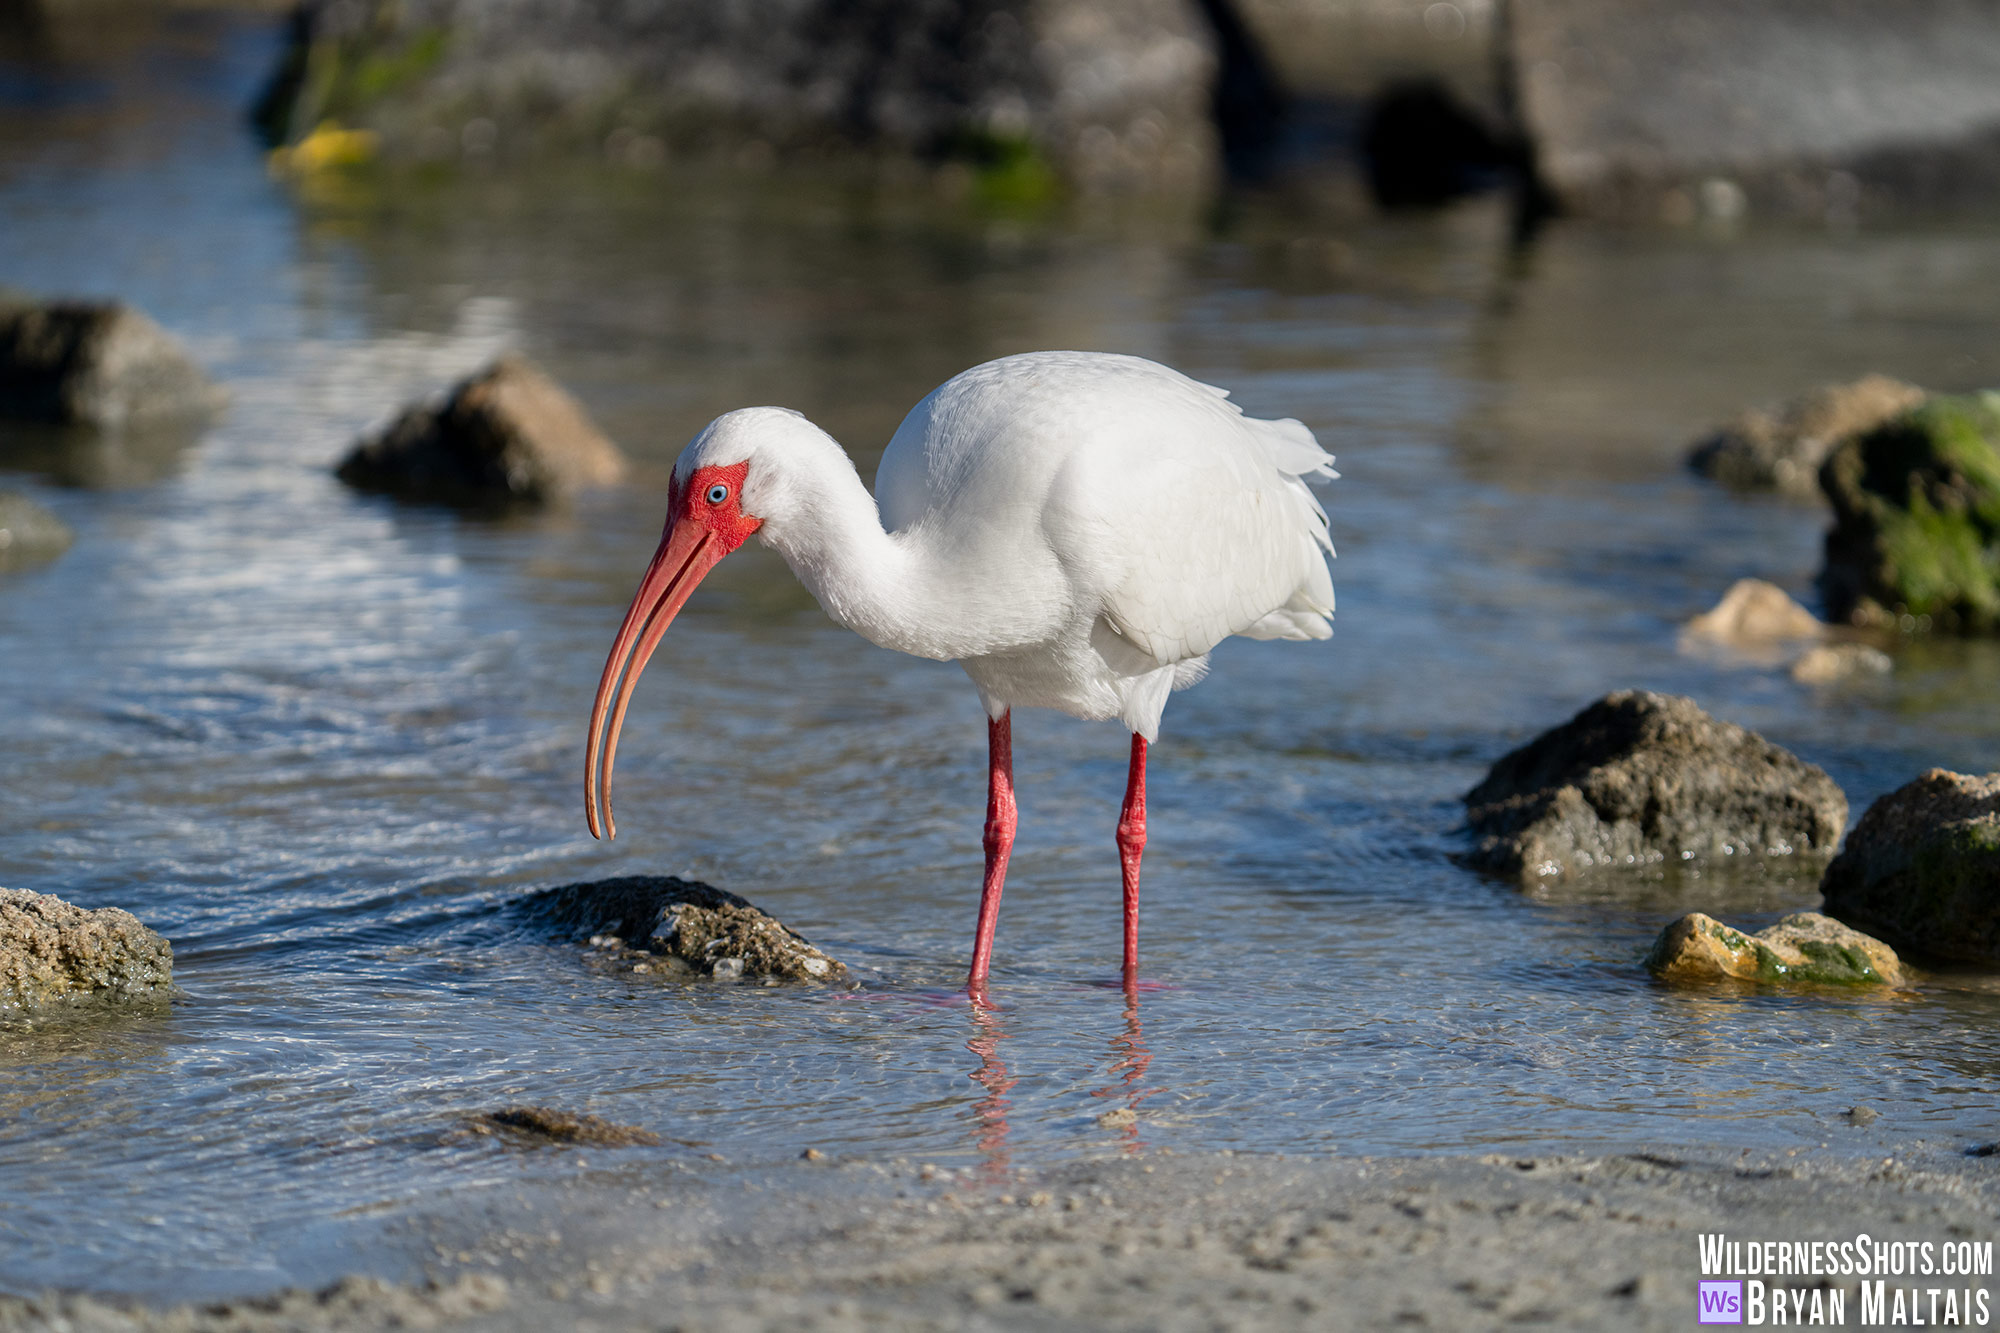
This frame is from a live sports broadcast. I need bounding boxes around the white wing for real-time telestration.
[1038,358,1336,669]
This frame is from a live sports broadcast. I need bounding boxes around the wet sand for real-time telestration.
[9,1139,1994,1331]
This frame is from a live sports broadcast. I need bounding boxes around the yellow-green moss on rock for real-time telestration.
[1645,911,1905,988]
[1818,392,2000,633]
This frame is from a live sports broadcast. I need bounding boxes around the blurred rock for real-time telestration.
[468,1106,662,1147]
[1645,911,1905,988]
[0,298,223,429]
[256,0,1219,192]
[1821,768,2000,965]
[0,888,174,1014]
[521,875,845,981]
[1465,690,1846,884]
[1507,0,2000,219]
[1817,392,2000,633]
[1688,376,1927,497]
[0,490,73,573]
[336,355,627,508]
[1681,579,1824,652]
[1789,642,1892,686]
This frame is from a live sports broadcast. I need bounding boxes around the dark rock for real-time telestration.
[1507,0,2000,220]
[257,0,1219,192]
[522,875,845,981]
[1689,376,1927,497]
[0,298,224,429]
[1817,392,2000,633]
[1821,768,2000,965]
[1465,691,1846,884]
[469,1105,662,1147]
[0,490,73,573]
[0,888,174,1013]
[335,355,627,508]
[1644,911,1905,988]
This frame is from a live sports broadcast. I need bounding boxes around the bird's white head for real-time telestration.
[583,406,841,839]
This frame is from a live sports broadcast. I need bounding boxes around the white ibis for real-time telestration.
[585,351,1335,991]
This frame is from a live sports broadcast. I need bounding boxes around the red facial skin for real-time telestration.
[584,461,761,838]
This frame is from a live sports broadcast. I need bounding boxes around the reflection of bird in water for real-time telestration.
[1093,986,1157,1153]
[966,1001,1015,1183]
[585,352,1336,991]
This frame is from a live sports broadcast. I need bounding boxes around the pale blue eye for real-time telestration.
[706,484,729,504]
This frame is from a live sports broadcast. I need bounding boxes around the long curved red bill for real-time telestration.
[584,520,726,839]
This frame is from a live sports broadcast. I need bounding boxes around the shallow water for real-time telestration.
[3,9,2000,1302]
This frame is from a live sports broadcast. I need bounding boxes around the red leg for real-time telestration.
[1117,733,1148,983]
[967,711,1016,992]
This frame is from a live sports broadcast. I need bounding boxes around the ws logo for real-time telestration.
[1699,1280,1744,1324]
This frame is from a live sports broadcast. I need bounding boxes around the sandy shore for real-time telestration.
[6,1138,1996,1331]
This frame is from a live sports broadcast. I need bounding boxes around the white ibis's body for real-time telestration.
[585,351,1336,991]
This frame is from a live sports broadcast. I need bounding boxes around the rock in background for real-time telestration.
[0,298,224,429]
[1688,376,1928,498]
[1646,911,1905,988]
[0,490,73,573]
[1818,392,2000,633]
[256,0,1220,192]
[336,355,627,508]
[1507,0,2000,221]
[1821,769,2000,965]
[1465,690,1846,884]
[0,888,175,1014]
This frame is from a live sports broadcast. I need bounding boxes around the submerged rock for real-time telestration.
[1820,769,2000,965]
[1689,376,1927,497]
[0,888,174,1013]
[1789,642,1892,685]
[1818,392,2000,633]
[1645,911,1905,988]
[0,297,224,428]
[336,355,627,508]
[0,490,73,573]
[1465,691,1846,884]
[523,875,845,981]
[469,1105,661,1147]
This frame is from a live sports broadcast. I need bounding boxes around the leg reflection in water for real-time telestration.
[1092,981,1156,1154]
[965,996,1015,1182]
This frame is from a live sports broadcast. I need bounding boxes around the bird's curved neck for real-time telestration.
[757,445,940,657]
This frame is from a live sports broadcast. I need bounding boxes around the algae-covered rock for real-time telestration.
[1645,911,1905,988]
[0,888,174,1013]
[1689,376,1927,498]
[1465,691,1846,884]
[336,355,627,508]
[1818,392,2000,633]
[1820,769,2000,965]
[521,875,845,981]
[0,298,224,428]
[0,490,73,573]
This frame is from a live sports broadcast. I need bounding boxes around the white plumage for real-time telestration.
[585,350,1336,989]
[698,351,1335,739]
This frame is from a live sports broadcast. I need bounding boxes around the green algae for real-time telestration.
[1821,392,2000,632]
